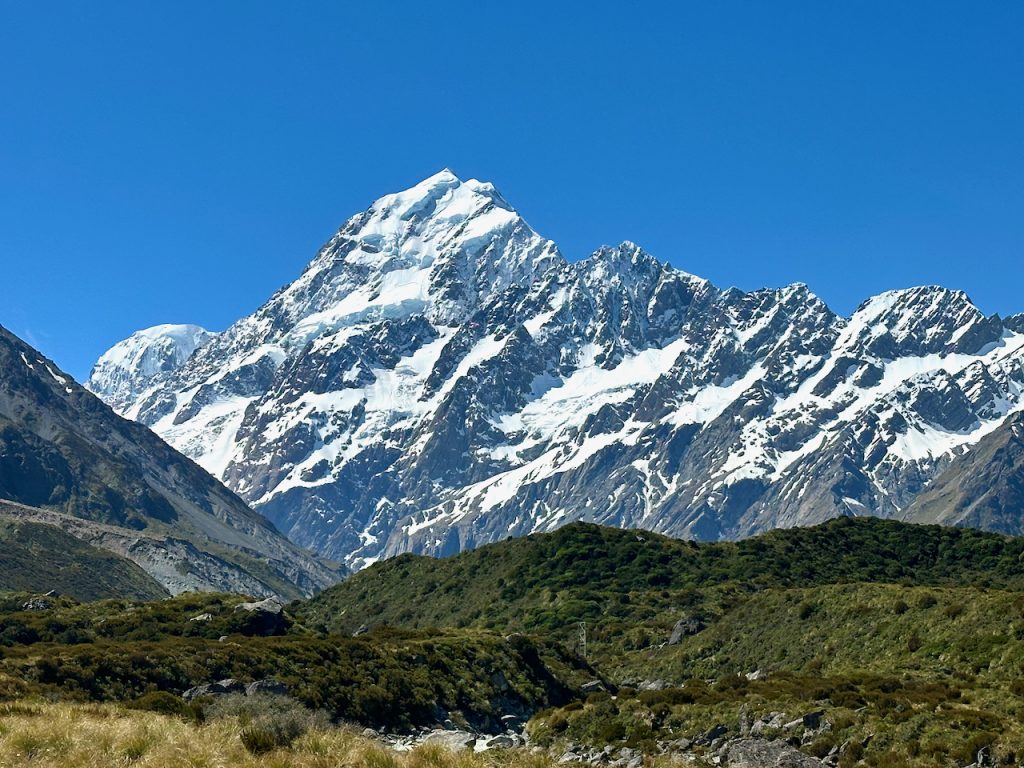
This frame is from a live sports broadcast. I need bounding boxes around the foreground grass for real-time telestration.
[0,701,536,768]
[0,701,698,767]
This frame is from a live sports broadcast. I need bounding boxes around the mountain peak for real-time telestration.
[86,324,216,411]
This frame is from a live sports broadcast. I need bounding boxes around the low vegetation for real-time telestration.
[0,591,587,732]
[0,517,166,600]
[4,518,1024,765]
[0,701,601,767]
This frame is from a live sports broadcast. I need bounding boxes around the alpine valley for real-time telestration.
[87,170,1024,570]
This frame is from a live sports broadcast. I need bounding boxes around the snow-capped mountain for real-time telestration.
[93,170,1024,568]
[87,324,216,413]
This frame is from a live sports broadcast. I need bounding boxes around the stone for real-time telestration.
[231,597,287,634]
[580,680,607,694]
[668,616,705,644]
[21,597,53,611]
[245,679,288,697]
[190,613,212,622]
[352,624,369,637]
[724,738,824,767]
[482,735,515,749]
[182,678,244,702]
[422,730,477,751]
[638,679,671,691]
[234,597,283,615]
[703,724,728,743]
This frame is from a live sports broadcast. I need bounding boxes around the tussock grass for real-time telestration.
[0,701,701,767]
[0,702,514,767]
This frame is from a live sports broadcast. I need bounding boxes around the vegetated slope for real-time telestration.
[0,326,340,598]
[645,581,1024,681]
[529,581,1024,766]
[94,170,1024,569]
[301,517,1024,640]
[904,410,1024,533]
[301,517,1024,764]
[0,517,167,601]
[0,592,588,732]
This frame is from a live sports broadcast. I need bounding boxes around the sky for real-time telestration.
[1,3,1022,381]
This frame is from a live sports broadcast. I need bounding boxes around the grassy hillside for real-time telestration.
[298,518,1024,765]
[301,517,1024,644]
[0,518,167,600]
[4,518,1024,765]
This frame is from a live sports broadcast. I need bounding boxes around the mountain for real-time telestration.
[904,411,1024,533]
[0,326,341,597]
[0,514,168,600]
[86,324,216,413]
[94,170,1024,568]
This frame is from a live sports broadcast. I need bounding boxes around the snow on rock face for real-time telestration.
[91,170,1024,568]
[87,324,216,413]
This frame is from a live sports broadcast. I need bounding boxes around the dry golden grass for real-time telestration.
[0,702,708,768]
[0,701,706,767]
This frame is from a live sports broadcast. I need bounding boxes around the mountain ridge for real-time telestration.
[1,325,341,597]
[90,171,1024,568]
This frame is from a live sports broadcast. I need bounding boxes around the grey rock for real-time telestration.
[245,679,288,697]
[482,735,515,749]
[422,730,477,751]
[668,616,705,644]
[21,597,53,611]
[234,597,283,615]
[638,679,672,691]
[182,678,245,702]
[725,738,824,767]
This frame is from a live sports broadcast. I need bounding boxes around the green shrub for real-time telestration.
[239,723,280,755]
[127,691,194,718]
[209,694,328,754]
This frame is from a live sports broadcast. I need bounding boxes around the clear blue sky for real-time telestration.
[1,3,1021,381]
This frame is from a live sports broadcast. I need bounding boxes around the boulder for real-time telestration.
[482,735,516,750]
[638,679,671,691]
[668,616,705,645]
[724,738,824,767]
[232,597,287,635]
[182,678,245,702]
[234,597,283,615]
[21,597,53,611]
[580,680,607,694]
[421,730,476,751]
[245,679,289,697]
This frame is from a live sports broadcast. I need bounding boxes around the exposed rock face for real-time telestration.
[93,171,1024,568]
[904,411,1024,533]
[0,327,341,597]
